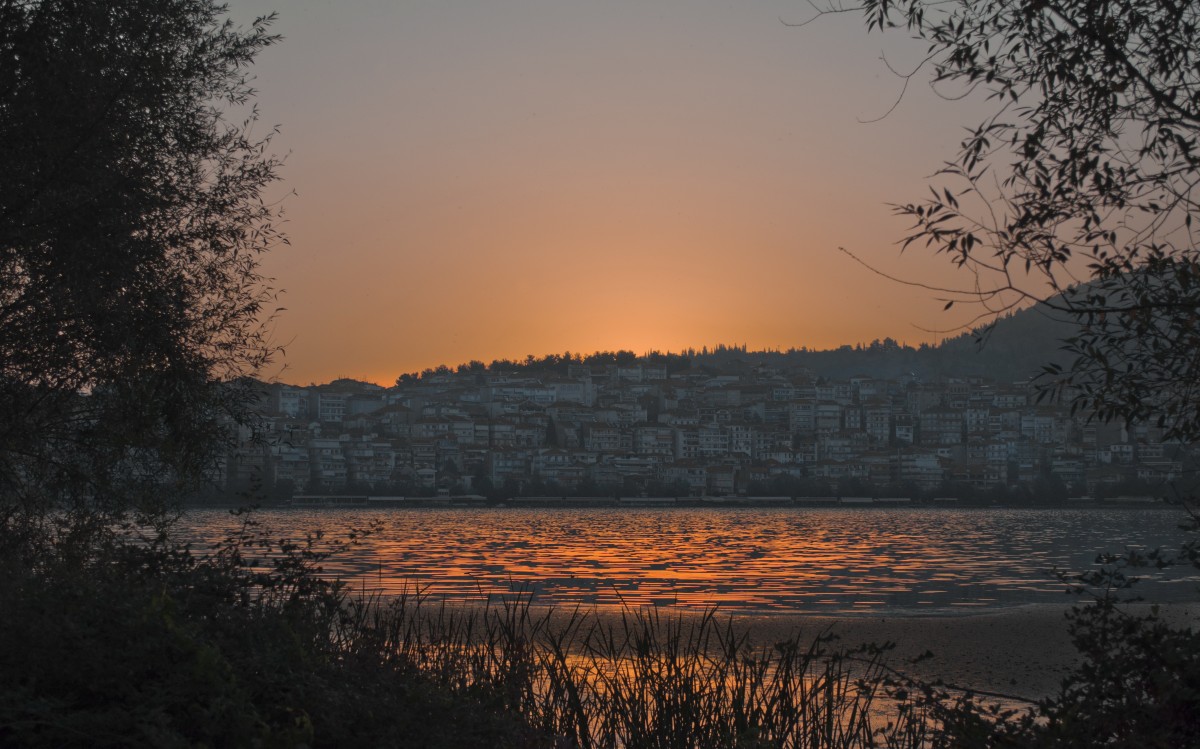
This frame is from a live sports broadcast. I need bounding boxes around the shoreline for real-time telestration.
[715,602,1197,701]
[734,604,1078,701]
[443,600,1195,702]
[185,500,1180,511]
[554,603,1067,700]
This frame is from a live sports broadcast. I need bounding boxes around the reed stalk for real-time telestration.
[343,587,937,749]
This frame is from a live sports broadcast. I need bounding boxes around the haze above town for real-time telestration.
[229,0,1009,387]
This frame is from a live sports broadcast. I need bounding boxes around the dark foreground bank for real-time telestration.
[0,531,546,748]
[4,517,1198,748]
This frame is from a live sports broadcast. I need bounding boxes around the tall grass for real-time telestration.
[119,513,970,747]
[342,587,938,748]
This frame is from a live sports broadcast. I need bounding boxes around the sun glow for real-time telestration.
[240,0,996,385]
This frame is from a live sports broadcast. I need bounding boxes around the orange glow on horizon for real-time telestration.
[235,0,1017,387]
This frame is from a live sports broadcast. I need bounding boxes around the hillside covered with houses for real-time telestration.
[213,337,1194,504]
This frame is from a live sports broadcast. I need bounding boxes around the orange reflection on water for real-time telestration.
[180,507,1191,614]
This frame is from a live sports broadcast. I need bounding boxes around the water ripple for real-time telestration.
[179,507,1194,614]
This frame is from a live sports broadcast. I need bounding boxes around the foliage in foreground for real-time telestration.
[844,0,1200,441]
[822,1,1200,740]
[890,506,1200,749]
[0,0,284,559]
[0,517,547,748]
[4,505,1200,748]
[354,592,931,749]
[0,511,941,749]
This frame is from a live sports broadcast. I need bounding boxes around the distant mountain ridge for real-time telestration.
[777,302,1078,382]
[296,303,1081,389]
[668,302,1077,383]
[923,303,1077,381]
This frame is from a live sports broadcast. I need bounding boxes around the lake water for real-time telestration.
[178,506,1198,615]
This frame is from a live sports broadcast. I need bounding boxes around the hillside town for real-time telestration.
[217,359,1192,503]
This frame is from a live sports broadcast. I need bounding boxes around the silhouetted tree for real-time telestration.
[824,1,1200,743]
[833,0,1200,440]
[0,1,283,552]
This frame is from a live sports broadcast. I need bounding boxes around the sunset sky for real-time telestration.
[229,0,1001,386]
